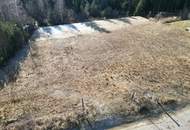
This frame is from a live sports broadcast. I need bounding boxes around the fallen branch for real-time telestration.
[157,100,180,127]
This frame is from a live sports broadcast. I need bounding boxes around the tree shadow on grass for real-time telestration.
[36,24,80,37]
[83,21,111,33]
[55,24,80,32]
[117,18,132,24]
[42,27,53,34]
[0,44,31,88]
[104,19,117,24]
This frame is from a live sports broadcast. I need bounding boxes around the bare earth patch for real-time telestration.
[0,21,190,130]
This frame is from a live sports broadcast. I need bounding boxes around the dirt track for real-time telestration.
[0,18,190,130]
[110,106,190,130]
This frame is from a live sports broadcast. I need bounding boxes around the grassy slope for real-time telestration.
[0,22,190,129]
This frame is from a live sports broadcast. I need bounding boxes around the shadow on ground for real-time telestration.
[83,21,111,33]
[35,20,111,38]
[0,44,31,88]
[117,18,132,24]
[67,102,187,130]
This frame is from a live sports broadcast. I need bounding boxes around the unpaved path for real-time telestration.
[0,17,190,130]
[110,106,190,130]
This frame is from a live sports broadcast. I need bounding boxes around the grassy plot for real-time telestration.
[1,22,190,130]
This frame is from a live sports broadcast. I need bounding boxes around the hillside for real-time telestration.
[0,17,190,130]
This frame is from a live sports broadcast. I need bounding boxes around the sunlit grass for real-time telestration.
[169,20,190,30]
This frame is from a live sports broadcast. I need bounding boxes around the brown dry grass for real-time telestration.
[0,23,190,129]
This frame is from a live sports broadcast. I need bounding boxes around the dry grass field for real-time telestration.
[0,21,190,130]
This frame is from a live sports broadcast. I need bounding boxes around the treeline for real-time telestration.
[66,0,190,18]
[1,0,188,26]
[20,0,190,25]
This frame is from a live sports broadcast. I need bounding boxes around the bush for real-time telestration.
[0,21,26,65]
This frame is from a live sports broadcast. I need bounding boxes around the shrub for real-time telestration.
[0,21,26,65]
